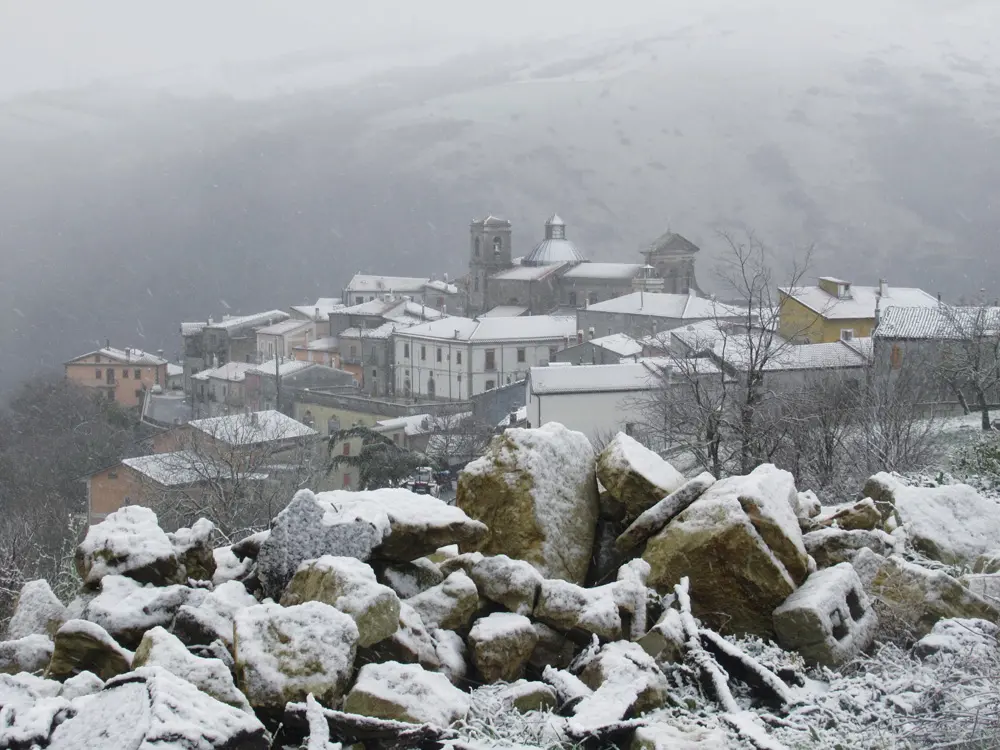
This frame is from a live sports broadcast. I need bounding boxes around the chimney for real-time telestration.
[157,349,164,359]
[208,316,214,325]
[315,307,320,319]
[878,279,889,298]
[444,272,449,283]
[106,338,110,350]
[937,292,942,303]
[454,329,460,339]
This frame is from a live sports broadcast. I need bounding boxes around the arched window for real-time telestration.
[474,237,481,257]
[493,236,502,255]
[428,377,436,398]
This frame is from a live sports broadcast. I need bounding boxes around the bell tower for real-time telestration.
[468,214,512,314]
[644,231,701,295]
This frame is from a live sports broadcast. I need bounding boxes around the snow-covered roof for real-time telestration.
[123,451,213,487]
[589,333,643,358]
[248,358,315,377]
[337,298,400,316]
[689,333,871,372]
[376,413,434,436]
[181,321,208,336]
[424,279,459,294]
[529,362,663,395]
[345,274,429,294]
[289,298,344,321]
[166,363,184,377]
[780,284,938,320]
[874,305,1000,340]
[68,347,168,366]
[398,315,577,343]
[561,262,644,281]
[491,264,565,281]
[205,310,290,333]
[191,362,257,383]
[478,305,529,318]
[385,301,447,323]
[303,337,339,351]
[584,291,745,320]
[339,322,399,340]
[256,319,314,336]
[188,410,317,446]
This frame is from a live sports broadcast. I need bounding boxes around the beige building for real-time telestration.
[65,346,168,407]
[256,318,316,361]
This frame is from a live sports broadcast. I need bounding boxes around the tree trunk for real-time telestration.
[952,382,970,415]
[977,387,991,431]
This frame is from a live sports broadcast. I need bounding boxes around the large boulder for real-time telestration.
[596,432,686,522]
[853,550,1000,637]
[167,518,217,581]
[257,489,387,600]
[468,612,538,683]
[534,579,623,642]
[615,472,717,555]
[5,579,67,641]
[315,488,488,562]
[343,661,470,725]
[810,498,881,532]
[803,528,896,568]
[173,580,257,649]
[133,626,251,712]
[281,555,401,648]
[643,476,801,639]
[458,423,599,584]
[74,506,182,587]
[234,601,358,712]
[469,554,543,616]
[82,575,196,648]
[46,620,133,682]
[0,634,54,675]
[406,571,479,631]
[46,667,268,750]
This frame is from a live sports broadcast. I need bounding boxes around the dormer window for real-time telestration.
[838,282,852,299]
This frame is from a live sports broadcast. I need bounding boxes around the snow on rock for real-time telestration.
[773,563,877,667]
[596,432,686,522]
[315,488,488,562]
[458,422,599,584]
[792,489,822,519]
[571,641,670,732]
[343,661,470,726]
[257,489,387,600]
[5,579,67,640]
[962,573,1000,605]
[469,554,543,616]
[912,617,1000,661]
[492,679,558,713]
[406,570,479,631]
[468,612,538,683]
[167,518,216,581]
[83,575,196,648]
[360,602,440,671]
[281,555,401,648]
[631,722,731,749]
[615,472,716,555]
[46,666,269,750]
[231,529,270,561]
[869,475,1000,565]
[234,601,358,712]
[810,498,881,531]
[803,527,896,568]
[46,619,133,682]
[133,626,251,712]
[59,671,103,700]
[0,693,73,749]
[431,628,468,685]
[372,558,444,599]
[0,634,54,674]
[643,485,797,639]
[74,506,182,588]
[173,580,257,649]
[211,545,251,585]
[528,622,576,672]
[637,608,687,664]
[437,551,485,578]
[534,578,622,642]
[973,549,1000,574]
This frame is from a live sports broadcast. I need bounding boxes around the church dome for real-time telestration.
[523,214,586,266]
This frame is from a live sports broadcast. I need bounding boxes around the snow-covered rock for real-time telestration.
[343,661,470,725]
[973,549,1000,574]
[256,489,386,600]
[493,679,559,713]
[469,554,543,616]
[133,626,251,712]
[167,518,217,581]
[773,563,878,667]
[234,601,358,712]
[231,529,269,561]
[431,628,468,685]
[0,634,54,674]
[912,617,1000,661]
[643,479,800,639]
[46,619,133,682]
[372,558,444,599]
[5,579,67,640]
[74,506,182,588]
[436,551,485,577]
[59,671,103,700]
[793,490,822,519]
[314,488,488,562]
[803,527,896,568]
[637,608,686,664]
[405,570,479,631]
[528,622,576,672]
[468,612,538,683]
[173,580,257,649]
[281,555,401,648]
[810,498,881,531]
[359,602,440,671]
[46,667,268,750]
[572,641,670,731]
[631,722,730,749]
[83,575,195,648]
[615,471,716,554]
[458,422,599,584]
[534,579,623,642]
[210,545,251,585]
[596,432,686,522]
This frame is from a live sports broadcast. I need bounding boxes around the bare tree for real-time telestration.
[327,425,427,490]
[934,300,1000,431]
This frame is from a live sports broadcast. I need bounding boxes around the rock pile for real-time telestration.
[2,423,998,749]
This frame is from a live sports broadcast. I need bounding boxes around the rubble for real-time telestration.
[468,612,538,683]
[596,432,686,522]
[5,579,67,641]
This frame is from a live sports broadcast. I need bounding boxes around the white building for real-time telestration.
[256,319,316,361]
[393,315,577,400]
[343,274,461,312]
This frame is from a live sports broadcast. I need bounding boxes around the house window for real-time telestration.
[134,369,141,379]
[517,348,526,363]
[436,348,442,363]
[840,329,855,342]
[123,369,130,378]
[428,377,436,398]
[342,442,350,456]
[569,291,577,306]
[421,345,426,361]
[372,369,377,380]
[350,345,357,357]
[485,349,496,371]
[95,369,101,379]
[589,292,599,304]
[456,351,462,365]
[343,473,351,488]
[404,343,410,358]
[485,379,496,391]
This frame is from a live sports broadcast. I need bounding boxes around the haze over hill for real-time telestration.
[1,0,999,390]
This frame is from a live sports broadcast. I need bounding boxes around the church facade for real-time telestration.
[464,214,701,317]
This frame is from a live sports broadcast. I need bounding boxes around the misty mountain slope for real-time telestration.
[2,4,1000,390]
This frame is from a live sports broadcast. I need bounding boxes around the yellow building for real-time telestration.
[778,277,938,344]
[65,346,168,407]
